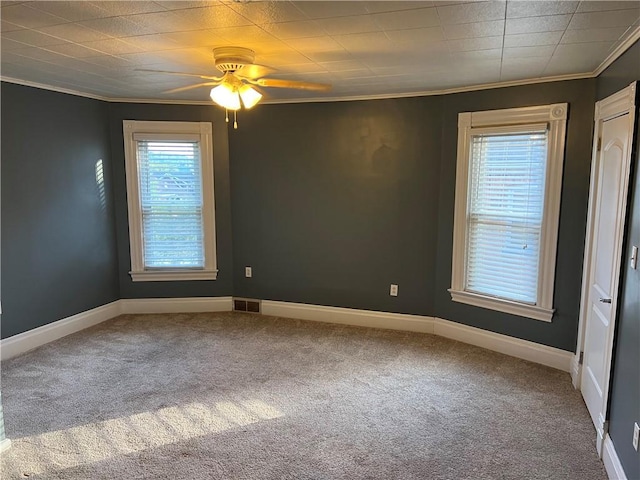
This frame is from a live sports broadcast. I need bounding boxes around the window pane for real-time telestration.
[137,140,204,268]
[466,131,547,304]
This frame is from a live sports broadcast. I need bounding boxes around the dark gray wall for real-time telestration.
[434,80,596,350]
[230,80,596,350]
[230,98,443,316]
[597,40,640,479]
[2,75,600,351]
[1,82,118,339]
[108,103,233,299]
[1,43,637,471]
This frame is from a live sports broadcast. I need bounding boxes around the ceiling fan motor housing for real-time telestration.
[214,46,255,73]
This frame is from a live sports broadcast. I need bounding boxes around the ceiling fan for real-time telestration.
[140,46,332,128]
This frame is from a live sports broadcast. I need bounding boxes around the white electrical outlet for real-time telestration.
[390,284,398,297]
[633,422,639,451]
[245,266,252,278]
[631,246,638,270]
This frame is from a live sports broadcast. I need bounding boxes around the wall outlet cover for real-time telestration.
[245,266,252,278]
[390,284,398,297]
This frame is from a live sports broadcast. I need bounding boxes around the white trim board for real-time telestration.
[261,300,572,372]
[1,25,638,107]
[574,82,637,456]
[433,316,571,371]
[0,301,121,361]
[0,439,11,454]
[594,25,640,77]
[449,103,567,323]
[603,434,628,480]
[122,121,218,284]
[0,297,234,360]
[1,297,570,369]
[262,300,435,333]
[0,71,593,106]
[571,353,582,389]
[119,296,233,314]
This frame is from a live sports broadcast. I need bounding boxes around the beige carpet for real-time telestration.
[1,312,606,479]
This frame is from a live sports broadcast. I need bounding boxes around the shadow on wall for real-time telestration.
[332,113,416,181]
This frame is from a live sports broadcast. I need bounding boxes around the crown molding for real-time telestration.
[0,76,109,101]
[260,72,592,105]
[1,28,638,106]
[0,71,592,106]
[593,24,640,77]
[107,96,213,105]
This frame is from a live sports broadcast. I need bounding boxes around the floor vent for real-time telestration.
[233,298,261,314]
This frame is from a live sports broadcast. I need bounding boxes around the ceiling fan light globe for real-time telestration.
[210,84,241,111]
[239,85,262,109]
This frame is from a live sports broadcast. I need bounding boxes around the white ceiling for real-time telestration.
[1,1,639,103]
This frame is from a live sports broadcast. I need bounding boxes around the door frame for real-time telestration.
[572,81,637,454]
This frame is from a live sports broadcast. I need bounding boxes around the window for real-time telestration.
[123,120,217,281]
[449,104,568,322]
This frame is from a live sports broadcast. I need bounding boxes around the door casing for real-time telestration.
[573,81,637,455]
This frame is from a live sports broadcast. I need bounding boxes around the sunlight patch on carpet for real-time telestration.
[6,399,283,476]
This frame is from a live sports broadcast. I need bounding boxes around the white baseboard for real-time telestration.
[1,297,234,360]
[1,296,572,371]
[1,301,122,361]
[261,300,435,333]
[603,434,628,480]
[261,300,572,372]
[433,317,573,372]
[119,296,233,314]
[571,353,582,389]
[0,438,11,454]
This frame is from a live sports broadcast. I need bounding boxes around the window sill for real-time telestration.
[130,270,218,282]
[448,289,554,322]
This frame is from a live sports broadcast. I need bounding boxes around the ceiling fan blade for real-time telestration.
[235,64,276,80]
[163,82,220,94]
[256,78,331,91]
[136,68,222,81]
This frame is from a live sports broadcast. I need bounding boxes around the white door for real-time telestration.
[578,83,636,455]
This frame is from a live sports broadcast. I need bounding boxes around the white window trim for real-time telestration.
[123,120,218,282]
[449,103,568,322]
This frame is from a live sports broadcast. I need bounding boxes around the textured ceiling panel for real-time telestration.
[0,0,638,103]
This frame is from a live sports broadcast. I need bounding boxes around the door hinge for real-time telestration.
[597,137,602,151]
[579,351,584,365]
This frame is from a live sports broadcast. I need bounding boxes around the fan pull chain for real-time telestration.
[225,109,229,123]
[234,110,238,129]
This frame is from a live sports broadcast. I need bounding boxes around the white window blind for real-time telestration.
[466,129,548,304]
[137,140,204,269]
